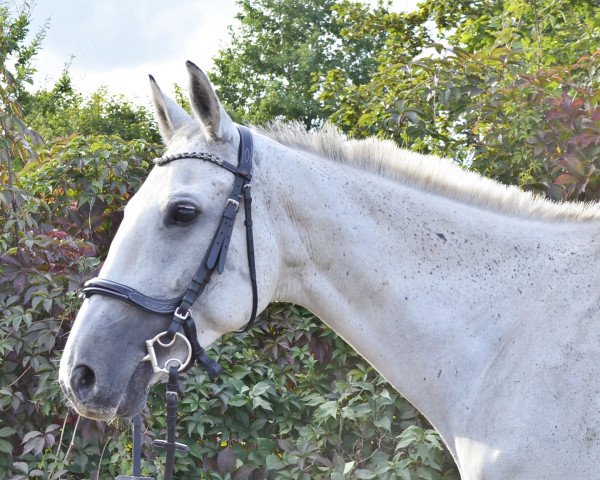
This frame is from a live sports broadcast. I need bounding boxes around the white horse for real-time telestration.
[59,62,600,479]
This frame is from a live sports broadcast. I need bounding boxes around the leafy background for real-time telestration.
[1,0,599,478]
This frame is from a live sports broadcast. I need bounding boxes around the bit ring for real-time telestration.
[142,331,192,374]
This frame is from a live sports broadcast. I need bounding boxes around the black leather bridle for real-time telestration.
[82,126,257,480]
[82,125,257,377]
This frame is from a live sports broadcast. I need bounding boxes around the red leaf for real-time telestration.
[47,229,68,239]
[554,173,578,186]
[12,273,27,294]
[45,433,55,447]
[0,254,22,267]
[557,155,587,177]
[546,108,567,121]
[562,94,573,112]
[571,97,585,110]
[217,446,236,473]
[567,131,599,149]
[233,465,258,480]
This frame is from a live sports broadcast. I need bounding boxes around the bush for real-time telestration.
[0,134,159,479]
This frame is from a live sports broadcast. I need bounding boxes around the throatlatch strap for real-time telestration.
[173,125,256,330]
[177,126,253,313]
[240,182,258,332]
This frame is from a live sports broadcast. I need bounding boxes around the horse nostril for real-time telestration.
[71,365,96,399]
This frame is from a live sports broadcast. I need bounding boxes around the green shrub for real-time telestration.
[0,134,159,479]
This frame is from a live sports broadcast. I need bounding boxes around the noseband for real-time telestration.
[82,125,257,377]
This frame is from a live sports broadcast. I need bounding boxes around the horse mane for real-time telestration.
[259,122,600,222]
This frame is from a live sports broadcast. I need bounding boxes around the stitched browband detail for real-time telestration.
[155,152,221,166]
[154,152,244,178]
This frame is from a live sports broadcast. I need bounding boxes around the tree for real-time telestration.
[211,0,387,127]
[0,133,160,479]
[0,1,43,246]
[322,0,600,199]
[21,69,160,142]
[0,5,162,478]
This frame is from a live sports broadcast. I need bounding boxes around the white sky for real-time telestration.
[29,0,419,107]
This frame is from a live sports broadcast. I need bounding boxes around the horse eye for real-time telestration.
[171,205,198,224]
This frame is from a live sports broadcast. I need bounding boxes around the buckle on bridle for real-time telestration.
[142,331,192,374]
[173,307,190,320]
[226,198,240,211]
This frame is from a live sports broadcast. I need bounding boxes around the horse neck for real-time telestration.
[259,140,599,442]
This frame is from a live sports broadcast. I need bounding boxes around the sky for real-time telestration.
[28,0,420,107]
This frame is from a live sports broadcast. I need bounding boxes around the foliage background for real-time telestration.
[1,0,599,478]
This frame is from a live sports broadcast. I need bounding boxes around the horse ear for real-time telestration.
[149,75,191,143]
[186,60,237,143]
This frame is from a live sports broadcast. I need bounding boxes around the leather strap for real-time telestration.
[132,415,142,477]
[82,278,183,315]
[240,182,258,332]
[153,366,188,480]
[176,125,254,315]
[182,315,222,378]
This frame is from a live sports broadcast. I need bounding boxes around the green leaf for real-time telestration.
[252,396,273,412]
[405,110,420,124]
[13,462,28,474]
[0,427,16,437]
[265,454,285,471]
[250,381,272,397]
[227,394,248,407]
[256,438,277,457]
[374,414,392,431]
[355,469,378,479]
[318,400,338,420]
[353,403,372,415]
[0,438,13,455]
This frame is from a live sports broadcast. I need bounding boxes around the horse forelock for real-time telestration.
[259,121,600,222]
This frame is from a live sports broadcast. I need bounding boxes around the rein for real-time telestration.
[84,125,257,479]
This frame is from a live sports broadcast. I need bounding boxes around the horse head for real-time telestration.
[59,62,279,420]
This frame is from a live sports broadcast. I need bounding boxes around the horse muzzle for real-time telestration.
[60,356,154,421]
